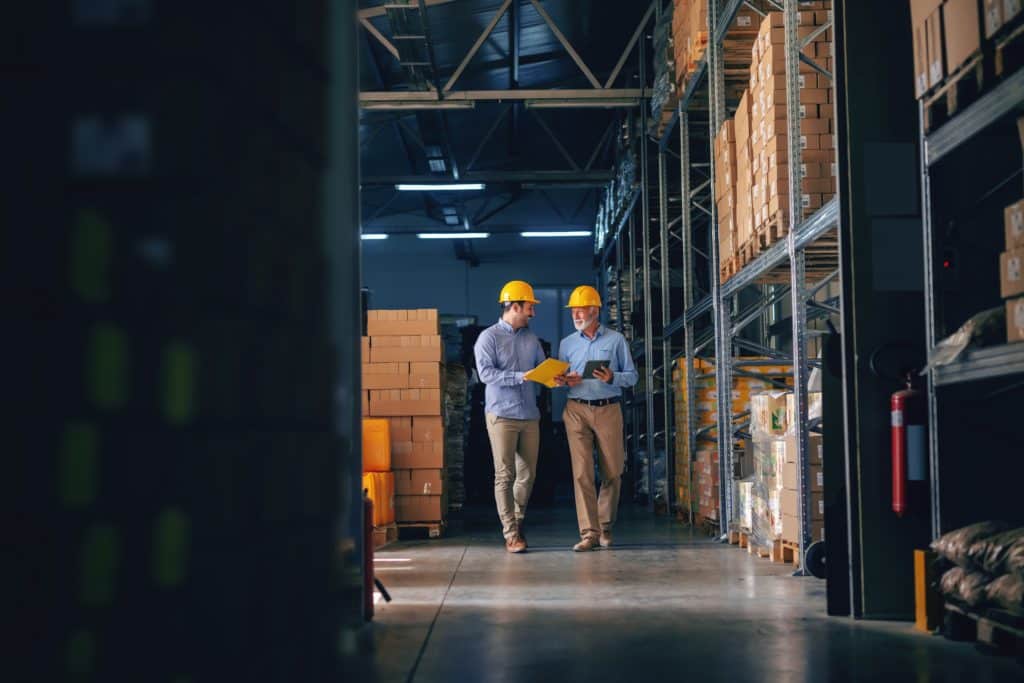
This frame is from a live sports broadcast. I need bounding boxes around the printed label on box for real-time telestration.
[1007,1,1023,18]
[1011,255,1022,282]
[988,8,1001,34]
[1015,300,1024,329]
[1013,210,1024,237]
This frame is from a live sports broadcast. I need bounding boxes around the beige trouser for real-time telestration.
[563,399,625,540]
[485,413,540,540]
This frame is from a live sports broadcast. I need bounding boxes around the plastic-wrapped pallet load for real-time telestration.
[749,391,789,548]
[444,364,467,512]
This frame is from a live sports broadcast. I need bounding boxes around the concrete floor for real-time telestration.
[348,505,1022,682]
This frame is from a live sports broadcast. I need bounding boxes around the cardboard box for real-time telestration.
[984,0,1003,37]
[944,0,982,74]
[781,514,825,544]
[1008,296,1024,342]
[369,388,443,416]
[781,488,825,520]
[361,336,370,361]
[395,495,444,522]
[362,418,391,472]
[369,335,443,363]
[394,468,444,496]
[1006,199,1024,250]
[413,415,444,442]
[362,362,410,390]
[366,309,440,336]
[783,461,824,492]
[392,441,444,469]
[1007,0,1024,26]
[408,361,443,389]
[1001,249,1024,298]
[362,391,369,417]
[388,416,412,442]
[926,7,945,88]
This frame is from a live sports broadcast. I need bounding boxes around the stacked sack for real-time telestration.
[931,521,1024,611]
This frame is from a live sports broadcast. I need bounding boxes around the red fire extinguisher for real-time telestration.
[891,374,926,517]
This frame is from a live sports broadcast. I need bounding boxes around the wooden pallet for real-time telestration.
[923,53,985,133]
[373,523,398,549]
[728,528,751,549]
[748,538,795,564]
[943,601,1024,658]
[398,521,446,539]
[780,540,802,567]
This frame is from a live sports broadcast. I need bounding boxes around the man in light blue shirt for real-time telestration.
[555,285,638,551]
[473,280,547,553]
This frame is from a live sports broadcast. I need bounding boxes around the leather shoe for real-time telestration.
[573,537,598,552]
[516,521,527,549]
[599,530,613,548]
[506,535,526,553]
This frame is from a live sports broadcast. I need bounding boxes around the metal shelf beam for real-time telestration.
[932,344,1024,386]
[925,67,1024,167]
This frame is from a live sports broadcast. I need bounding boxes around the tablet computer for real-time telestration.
[582,359,610,378]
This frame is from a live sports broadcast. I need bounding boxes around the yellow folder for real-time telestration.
[523,358,570,388]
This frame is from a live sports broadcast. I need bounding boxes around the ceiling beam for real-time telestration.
[359,0,458,19]
[361,87,649,104]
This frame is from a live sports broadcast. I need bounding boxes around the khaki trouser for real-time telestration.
[485,413,540,540]
[563,399,625,540]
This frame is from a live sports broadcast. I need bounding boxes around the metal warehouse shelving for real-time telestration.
[597,0,841,568]
[920,65,1024,538]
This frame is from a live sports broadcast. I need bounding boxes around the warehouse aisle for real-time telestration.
[351,507,1020,682]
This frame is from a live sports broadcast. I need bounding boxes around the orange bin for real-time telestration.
[362,472,395,526]
[362,418,391,472]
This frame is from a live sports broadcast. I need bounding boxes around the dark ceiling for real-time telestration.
[357,0,653,256]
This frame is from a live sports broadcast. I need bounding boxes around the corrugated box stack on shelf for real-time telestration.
[744,389,824,558]
[780,392,825,545]
[716,118,738,279]
[362,418,396,547]
[363,309,447,531]
[444,364,468,511]
[1003,196,1024,342]
[673,357,793,528]
[672,0,707,92]
[909,0,1023,130]
[650,2,677,135]
[748,7,836,245]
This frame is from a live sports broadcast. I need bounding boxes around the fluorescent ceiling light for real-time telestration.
[361,233,389,240]
[396,183,485,191]
[417,232,490,239]
[521,231,592,238]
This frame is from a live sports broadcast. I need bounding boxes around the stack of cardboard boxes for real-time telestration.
[362,418,396,535]
[715,119,738,271]
[1003,197,1024,342]
[673,357,793,527]
[748,8,836,238]
[672,0,709,90]
[362,309,447,527]
[781,432,825,544]
[910,0,997,104]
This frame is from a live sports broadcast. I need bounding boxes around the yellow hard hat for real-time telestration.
[498,280,540,304]
[566,285,602,308]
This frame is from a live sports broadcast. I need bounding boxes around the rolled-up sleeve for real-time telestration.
[474,332,524,386]
[612,336,638,388]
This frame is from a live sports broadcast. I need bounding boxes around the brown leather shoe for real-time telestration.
[506,535,526,553]
[516,521,527,549]
[599,530,613,548]
[573,537,598,552]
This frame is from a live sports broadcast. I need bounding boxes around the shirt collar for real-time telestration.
[578,323,604,340]
[498,318,515,333]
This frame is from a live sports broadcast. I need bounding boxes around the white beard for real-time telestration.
[573,315,596,331]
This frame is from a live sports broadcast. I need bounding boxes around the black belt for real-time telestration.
[571,397,620,407]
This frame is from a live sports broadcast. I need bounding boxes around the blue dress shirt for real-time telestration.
[557,324,638,400]
[473,319,546,420]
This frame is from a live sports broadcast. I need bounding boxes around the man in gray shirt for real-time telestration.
[473,280,546,553]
